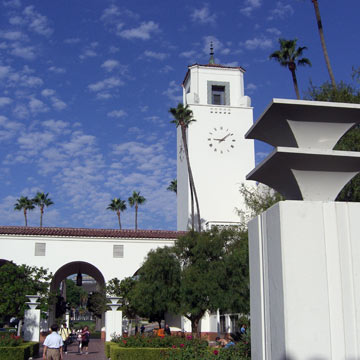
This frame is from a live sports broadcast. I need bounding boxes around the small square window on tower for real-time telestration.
[211,85,225,105]
[113,245,124,258]
[35,242,46,256]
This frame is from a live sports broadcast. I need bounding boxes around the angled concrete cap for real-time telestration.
[246,147,360,200]
[245,99,360,149]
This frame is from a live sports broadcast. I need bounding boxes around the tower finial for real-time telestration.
[209,41,215,64]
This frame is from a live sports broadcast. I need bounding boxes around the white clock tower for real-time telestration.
[177,47,255,230]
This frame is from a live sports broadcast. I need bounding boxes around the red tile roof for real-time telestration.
[0,226,186,239]
[182,63,246,85]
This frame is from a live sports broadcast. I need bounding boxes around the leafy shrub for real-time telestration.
[0,333,23,347]
[111,334,207,350]
[0,343,32,360]
[111,347,177,360]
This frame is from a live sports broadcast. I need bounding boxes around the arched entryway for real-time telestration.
[49,261,106,329]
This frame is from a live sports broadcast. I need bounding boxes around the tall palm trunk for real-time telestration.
[23,209,27,226]
[189,181,195,231]
[289,64,300,99]
[181,126,201,232]
[135,204,138,230]
[312,0,336,89]
[40,206,44,227]
[117,210,122,229]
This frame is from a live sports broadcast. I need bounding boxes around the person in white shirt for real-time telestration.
[43,324,63,360]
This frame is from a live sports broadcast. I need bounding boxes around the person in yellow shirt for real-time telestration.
[59,323,71,354]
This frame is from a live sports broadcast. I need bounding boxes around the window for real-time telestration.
[212,85,225,105]
[207,81,229,105]
[35,242,46,256]
[113,245,124,258]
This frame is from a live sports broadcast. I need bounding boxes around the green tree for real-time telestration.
[306,71,360,201]
[128,191,146,231]
[107,198,127,229]
[32,192,54,227]
[311,0,336,88]
[87,291,107,319]
[14,196,35,227]
[0,262,52,323]
[65,279,87,308]
[236,183,284,228]
[131,247,181,328]
[107,277,138,319]
[167,179,177,195]
[174,230,237,334]
[170,103,201,231]
[269,38,311,99]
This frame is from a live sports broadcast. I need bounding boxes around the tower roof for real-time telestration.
[182,63,246,86]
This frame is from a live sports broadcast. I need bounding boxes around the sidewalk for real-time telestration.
[35,339,107,359]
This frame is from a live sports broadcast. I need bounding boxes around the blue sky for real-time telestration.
[0,0,359,230]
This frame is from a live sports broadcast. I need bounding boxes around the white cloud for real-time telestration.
[13,104,29,119]
[180,50,197,58]
[48,66,66,74]
[243,37,273,50]
[246,83,257,93]
[101,59,119,72]
[159,65,174,74]
[0,97,12,107]
[191,5,217,24]
[29,98,48,114]
[64,38,80,44]
[88,77,124,92]
[51,97,67,111]
[100,4,121,22]
[268,2,294,21]
[162,80,182,103]
[41,89,55,97]
[8,16,25,25]
[0,65,11,79]
[118,21,159,40]
[11,43,36,60]
[23,5,53,37]
[0,115,22,140]
[240,0,262,17]
[107,110,127,118]
[267,27,281,36]
[143,50,168,60]
[0,31,25,41]
[3,0,21,8]
[79,49,97,60]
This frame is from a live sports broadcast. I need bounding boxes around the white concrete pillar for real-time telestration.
[105,310,122,341]
[23,295,41,342]
[249,201,360,360]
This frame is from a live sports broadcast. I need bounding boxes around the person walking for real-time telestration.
[59,323,71,354]
[43,324,63,360]
[81,326,90,355]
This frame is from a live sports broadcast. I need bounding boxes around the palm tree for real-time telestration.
[311,0,336,88]
[107,198,127,229]
[128,191,146,231]
[167,179,177,194]
[32,192,54,227]
[14,196,35,226]
[269,38,311,99]
[170,103,201,232]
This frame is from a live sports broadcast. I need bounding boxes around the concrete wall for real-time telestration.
[0,234,175,283]
[249,201,360,359]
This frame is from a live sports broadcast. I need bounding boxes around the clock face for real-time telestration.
[208,126,236,154]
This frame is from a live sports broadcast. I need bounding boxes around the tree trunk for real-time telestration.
[289,67,300,99]
[189,180,195,231]
[312,0,336,88]
[191,317,200,336]
[181,127,201,232]
[40,207,44,227]
[23,209,27,227]
[17,319,22,337]
[135,204,138,230]
[117,210,121,229]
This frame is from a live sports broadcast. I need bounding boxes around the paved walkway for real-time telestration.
[35,339,107,360]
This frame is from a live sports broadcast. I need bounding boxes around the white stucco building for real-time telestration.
[178,58,255,230]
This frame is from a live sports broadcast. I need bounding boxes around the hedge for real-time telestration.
[110,347,178,360]
[0,341,39,360]
[105,342,118,358]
